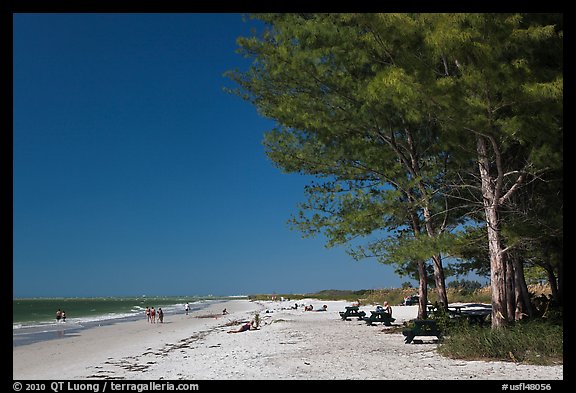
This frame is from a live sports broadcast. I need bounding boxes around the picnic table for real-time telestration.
[427,304,463,317]
[339,306,366,320]
[363,310,395,326]
[402,319,442,344]
[427,304,491,325]
[460,309,491,325]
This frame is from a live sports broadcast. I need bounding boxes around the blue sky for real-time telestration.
[12,13,468,298]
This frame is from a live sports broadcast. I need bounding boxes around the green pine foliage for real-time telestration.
[227,13,562,312]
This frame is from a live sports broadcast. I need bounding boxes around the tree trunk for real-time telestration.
[505,256,516,321]
[477,136,510,328]
[422,205,448,309]
[555,249,563,306]
[544,243,562,306]
[417,260,428,319]
[409,208,431,319]
[546,267,559,304]
[511,253,533,319]
[407,130,449,311]
[486,196,510,328]
[431,254,448,310]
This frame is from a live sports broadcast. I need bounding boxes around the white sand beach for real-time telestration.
[13,299,563,380]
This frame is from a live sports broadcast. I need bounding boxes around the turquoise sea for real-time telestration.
[13,295,245,347]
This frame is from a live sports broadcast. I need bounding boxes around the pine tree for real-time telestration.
[227,13,563,328]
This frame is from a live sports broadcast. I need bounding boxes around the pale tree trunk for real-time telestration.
[431,254,448,309]
[477,136,511,328]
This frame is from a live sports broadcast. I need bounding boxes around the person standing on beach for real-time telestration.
[145,307,151,322]
[56,309,62,323]
[185,303,190,315]
[158,308,164,323]
[61,310,66,322]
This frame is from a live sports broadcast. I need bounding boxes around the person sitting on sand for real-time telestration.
[222,308,228,315]
[227,320,257,333]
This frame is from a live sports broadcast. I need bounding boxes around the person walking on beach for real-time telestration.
[150,307,156,323]
[185,303,190,315]
[158,308,164,323]
[56,309,62,323]
[145,307,151,322]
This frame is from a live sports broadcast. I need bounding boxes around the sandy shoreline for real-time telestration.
[13,299,563,380]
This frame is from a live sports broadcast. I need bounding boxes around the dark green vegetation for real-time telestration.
[228,13,563,328]
[248,286,492,306]
[248,289,367,302]
[437,320,563,366]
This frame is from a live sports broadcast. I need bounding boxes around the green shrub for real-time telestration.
[438,320,563,365]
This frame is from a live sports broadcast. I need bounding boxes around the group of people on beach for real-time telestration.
[55,309,66,322]
[145,306,164,323]
[304,304,328,311]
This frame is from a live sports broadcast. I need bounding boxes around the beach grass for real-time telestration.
[438,319,563,366]
[249,286,494,306]
[250,285,551,307]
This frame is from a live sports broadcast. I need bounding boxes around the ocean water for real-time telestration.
[13,296,241,347]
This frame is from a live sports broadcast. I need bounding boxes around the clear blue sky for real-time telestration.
[12,13,428,298]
